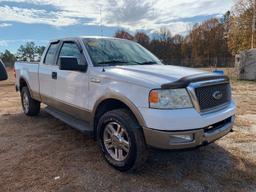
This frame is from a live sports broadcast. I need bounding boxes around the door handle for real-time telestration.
[52,72,57,80]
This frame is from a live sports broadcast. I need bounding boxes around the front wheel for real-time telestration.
[21,87,40,116]
[97,109,148,172]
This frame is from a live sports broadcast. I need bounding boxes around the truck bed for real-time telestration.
[15,61,40,95]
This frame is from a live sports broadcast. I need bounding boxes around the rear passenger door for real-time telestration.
[55,41,90,121]
[39,42,60,104]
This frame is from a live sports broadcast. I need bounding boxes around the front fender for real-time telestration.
[92,92,146,128]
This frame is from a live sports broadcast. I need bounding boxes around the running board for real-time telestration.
[45,106,93,137]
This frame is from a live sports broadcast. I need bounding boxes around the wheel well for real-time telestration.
[19,78,27,91]
[93,99,137,135]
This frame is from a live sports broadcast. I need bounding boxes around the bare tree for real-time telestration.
[113,17,232,68]
[228,0,254,54]
[158,27,172,43]
[114,30,134,40]
[134,32,150,47]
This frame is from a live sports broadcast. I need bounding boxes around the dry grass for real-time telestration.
[0,69,255,192]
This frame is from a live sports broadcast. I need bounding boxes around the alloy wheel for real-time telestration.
[103,121,131,161]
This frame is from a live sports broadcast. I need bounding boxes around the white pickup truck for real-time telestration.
[15,37,236,171]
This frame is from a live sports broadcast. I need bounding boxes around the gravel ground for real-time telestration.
[0,70,255,192]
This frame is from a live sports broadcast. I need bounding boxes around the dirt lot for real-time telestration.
[0,69,256,192]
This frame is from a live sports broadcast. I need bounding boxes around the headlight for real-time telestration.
[149,89,193,109]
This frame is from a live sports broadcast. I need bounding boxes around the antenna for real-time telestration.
[100,5,103,37]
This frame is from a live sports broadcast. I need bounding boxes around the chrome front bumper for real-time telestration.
[143,116,235,150]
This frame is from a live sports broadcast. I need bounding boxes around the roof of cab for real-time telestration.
[49,36,122,43]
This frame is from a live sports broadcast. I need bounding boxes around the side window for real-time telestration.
[44,43,59,65]
[58,42,83,65]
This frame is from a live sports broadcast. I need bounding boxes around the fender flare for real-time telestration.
[19,77,40,101]
[91,92,146,128]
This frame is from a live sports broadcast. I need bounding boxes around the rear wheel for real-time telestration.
[97,109,148,172]
[21,87,40,116]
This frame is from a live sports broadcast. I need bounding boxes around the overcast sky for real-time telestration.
[0,0,234,52]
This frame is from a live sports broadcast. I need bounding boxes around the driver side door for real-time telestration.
[55,41,90,121]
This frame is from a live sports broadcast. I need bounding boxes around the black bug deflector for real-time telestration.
[161,73,230,89]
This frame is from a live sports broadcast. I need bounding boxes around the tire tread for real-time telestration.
[98,108,148,172]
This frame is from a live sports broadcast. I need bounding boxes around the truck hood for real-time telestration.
[101,65,211,88]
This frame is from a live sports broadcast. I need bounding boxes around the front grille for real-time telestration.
[195,83,231,111]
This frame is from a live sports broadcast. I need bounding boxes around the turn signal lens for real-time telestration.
[149,90,159,103]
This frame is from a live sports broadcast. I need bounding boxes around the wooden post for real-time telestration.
[252,0,256,49]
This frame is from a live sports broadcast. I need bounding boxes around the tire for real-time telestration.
[97,109,148,172]
[21,87,40,116]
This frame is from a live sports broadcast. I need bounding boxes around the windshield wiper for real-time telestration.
[97,60,129,66]
[96,60,158,66]
[131,61,158,65]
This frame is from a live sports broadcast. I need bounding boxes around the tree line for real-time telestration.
[115,19,232,68]
[114,0,255,67]
[0,0,253,68]
[0,42,45,67]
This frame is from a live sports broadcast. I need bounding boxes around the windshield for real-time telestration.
[83,38,161,66]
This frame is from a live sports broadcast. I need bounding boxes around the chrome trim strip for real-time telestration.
[187,85,201,112]
[90,77,101,83]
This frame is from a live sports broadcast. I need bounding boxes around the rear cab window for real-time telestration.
[44,42,59,65]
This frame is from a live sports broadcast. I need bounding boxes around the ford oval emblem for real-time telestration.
[212,91,223,100]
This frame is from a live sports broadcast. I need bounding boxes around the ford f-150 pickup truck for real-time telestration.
[15,37,236,171]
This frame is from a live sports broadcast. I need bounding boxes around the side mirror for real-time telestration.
[59,57,87,72]
[0,60,8,81]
